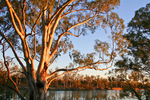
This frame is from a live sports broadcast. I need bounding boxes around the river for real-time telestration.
[46,90,140,100]
[1,88,143,100]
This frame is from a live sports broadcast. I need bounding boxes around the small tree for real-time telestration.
[0,0,128,100]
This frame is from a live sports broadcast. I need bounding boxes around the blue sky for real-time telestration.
[51,0,150,77]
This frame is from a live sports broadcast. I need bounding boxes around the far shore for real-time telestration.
[47,87,150,91]
[17,85,150,91]
[47,87,123,91]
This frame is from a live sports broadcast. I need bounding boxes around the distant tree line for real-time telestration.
[1,67,149,91]
[50,73,150,90]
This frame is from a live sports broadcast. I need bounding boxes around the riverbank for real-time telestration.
[48,86,123,91]
[18,85,150,91]
[48,87,150,91]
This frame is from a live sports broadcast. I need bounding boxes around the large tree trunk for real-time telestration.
[27,76,37,100]
[25,70,47,100]
[26,62,49,100]
[34,71,48,100]
[27,79,47,100]
[36,80,47,100]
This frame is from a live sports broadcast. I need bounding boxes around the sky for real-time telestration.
[50,0,150,77]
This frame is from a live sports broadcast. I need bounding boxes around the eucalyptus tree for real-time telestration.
[114,3,150,100]
[0,0,128,100]
[115,3,150,79]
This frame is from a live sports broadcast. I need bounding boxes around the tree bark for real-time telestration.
[36,80,47,100]
[27,78,47,100]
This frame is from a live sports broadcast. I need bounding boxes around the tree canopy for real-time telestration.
[114,3,150,100]
[0,0,128,100]
[115,3,150,75]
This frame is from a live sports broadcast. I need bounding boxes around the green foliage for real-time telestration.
[113,3,150,100]
[69,49,96,66]
[94,39,110,57]
[128,3,150,34]
[115,3,150,74]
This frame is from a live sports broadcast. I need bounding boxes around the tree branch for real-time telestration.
[2,44,25,100]
[48,0,75,27]
[33,33,36,60]
[47,14,97,63]
[45,1,75,65]
[48,32,70,60]
[30,9,46,35]
[0,83,26,100]
[22,0,27,33]
[5,0,25,38]
[46,69,79,92]
[10,70,25,75]
[56,0,60,9]
[61,9,88,18]
[46,58,114,80]
[45,58,114,91]
[67,14,97,31]
[23,36,33,63]
[48,54,59,67]
[67,32,81,37]
[0,31,27,75]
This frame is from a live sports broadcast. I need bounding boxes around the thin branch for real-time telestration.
[0,31,26,75]
[22,0,27,33]
[46,59,114,91]
[56,0,60,9]
[86,22,93,27]
[124,78,142,100]
[46,58,114,80]
[33,32,36,59]
[48,32,69,60]
[30,9,46,35]
[67,32,81,37]
[61,0,100,20]
[2,44,25,100]
[48,0,74,27]
[47,0,75,46]
[61,9,88,18]
[48,31,79,63]
[0,83,26,100]
[67,14,97,31]
[48,54,58,67]
[24,36,33,62]
[46,70,79,92]
[60,0,85,19]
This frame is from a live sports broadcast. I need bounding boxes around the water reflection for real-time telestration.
[47,90,132,100]
[0,85,28,100]
[0,86,149,100]
[0,85,14,100]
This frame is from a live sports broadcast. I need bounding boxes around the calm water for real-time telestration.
[46,90,138,100]
[0,88,140,100]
